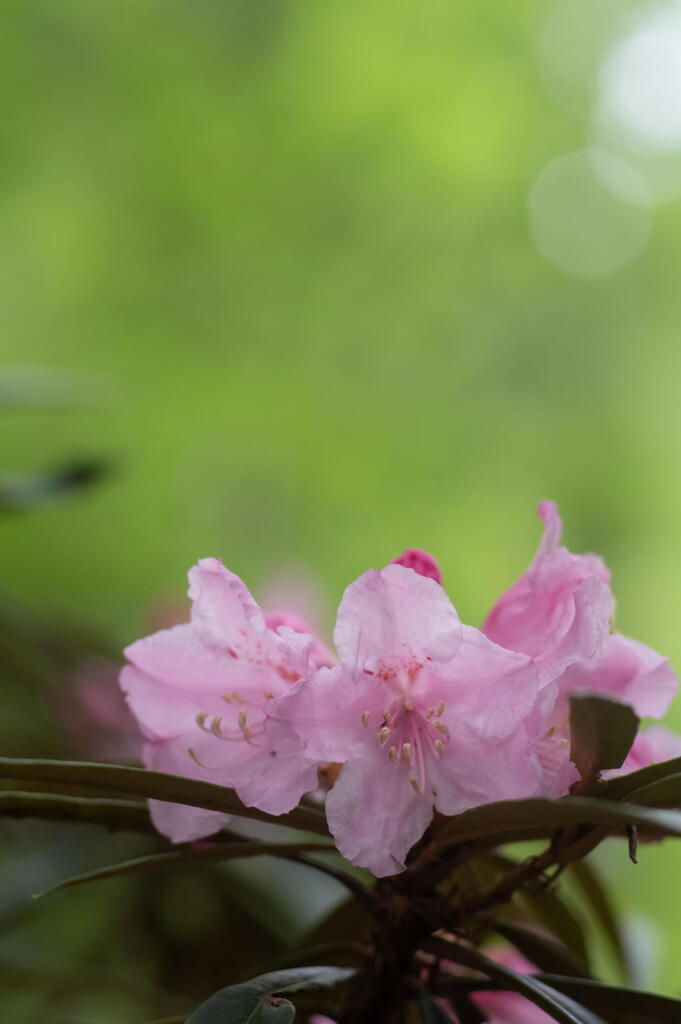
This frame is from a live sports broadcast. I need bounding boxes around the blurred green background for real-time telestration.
[2,0,681,1019]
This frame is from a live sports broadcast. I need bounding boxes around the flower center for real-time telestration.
[361,698,449,793]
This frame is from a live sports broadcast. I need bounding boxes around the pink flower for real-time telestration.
[120,558,322,843]
[392,548,443,584]
[268,564,547,876]
[484,502,678,792]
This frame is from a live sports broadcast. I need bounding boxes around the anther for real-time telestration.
[409,776,421,793]
[434,739,445,757]
[238,708,248,730]
[434,721,449,739]
[361,711,371,727]
[425,708,435,719]
[377,726,391,746]
[389,746,399,762]
[435,701,446,717]
[196,711,209,731]
[210,715,224,738]
[402,742,414,765]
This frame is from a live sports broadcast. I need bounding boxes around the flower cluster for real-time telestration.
[120,502,680,876]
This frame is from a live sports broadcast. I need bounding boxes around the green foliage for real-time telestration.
[184,967,354,1023]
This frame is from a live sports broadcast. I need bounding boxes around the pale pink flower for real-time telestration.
[268,564,547,877]
[120,558,322,843]
[484,501,677,792]
[392,548,443,584]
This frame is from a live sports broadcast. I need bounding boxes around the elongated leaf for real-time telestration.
[569,860,629,982]
[493,918,589,978]
[432,795,681,851]
[601,755,681,802]
[569,695,639,782]
[38,840,336,897]
[626,772,681,809]
[535,974,681,1023]
[0,758,328,836]
[0,790,154,834]
[428,939,606,1024]
[185,967,354,1023]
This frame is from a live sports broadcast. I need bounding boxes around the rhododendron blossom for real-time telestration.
[120,557,326,842]
[484,501,678,791]
[268,563,549,876]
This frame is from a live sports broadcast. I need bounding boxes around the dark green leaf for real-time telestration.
[185,967,354,1023]
[569,859,628,982]
[625,772,681,809]
[493,917,590,978]
[601,755,681,802]
[428,939,606,1024]
[432,795,681,851]
[535,974,681,1023]
[0,758,328,836]
[569,694,639,782]
[0,790,154,834]
[37,840,335,897]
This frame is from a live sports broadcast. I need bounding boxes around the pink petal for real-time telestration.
[334,564,461,668]
[560,633,678,719]
[188,557,265,647]
[144,740,230,843]
[325,749,434,876]
[266,666,382,764]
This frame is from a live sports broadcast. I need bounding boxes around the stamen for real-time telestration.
[409,776,422,793]
[377,726,391,746]
[434,739,445,757]
[382,707,392,723]
[425,707,435,719]
[210,715,224,738]
[361,711,371,727]
[402,741,414,765]
[435,701,446,717]
[196,711,209,731]
[238,708,248,730]
[389,746,399,762]
[434,721,449,739]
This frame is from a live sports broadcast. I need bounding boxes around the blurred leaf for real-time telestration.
[429,939,606,1024]
[492,917,590,978]
[624,773,681,810]
[38,839,336,897]
[184,967,355,1023]
[569,860,629,982]
[0,758,328,835]
[569,695,639,783]
[0,790,154,834]
[534,974,681,1023]
[464,852,590,966]
[0,460,109,511]
[418,989,468,1023]
[303,898,373,948]
[0,367,101,410]
[431,796,681,851]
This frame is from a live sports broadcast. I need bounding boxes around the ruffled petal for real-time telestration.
[334,564,461,668]
[144,740,230,843]
[325,749,434,876]
[266,666,384,763]
[560,633,678,719]
[188,557,265,647]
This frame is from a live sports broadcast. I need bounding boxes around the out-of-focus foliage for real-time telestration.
[1,0,681,1018]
